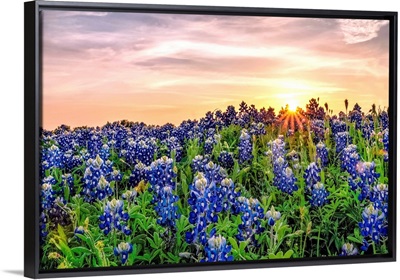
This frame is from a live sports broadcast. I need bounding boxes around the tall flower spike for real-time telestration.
[316,142,329,167]
[236,197,265,246]
[303,162,321,194]
[99,199,131,235]
[359,204,387,244]
[238,129,253,164]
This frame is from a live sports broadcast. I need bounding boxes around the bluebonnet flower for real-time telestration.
[110,169,122,182]
[249,122,265,136]
[379,110,389,130]
[61,149,83,171]
[202,233,233,262]
[330,119,347,135]
[129,161,147,187]
[360,239,370,252]
[382,129,389,162]
[334,131,352,153]
[219,178,241,214]
[340,145,359,179]
[146,156,177,194]
[236,197,265,245]
[287,150,300,170]
[204,137,215,155]
[273,157,298,195]
[268,135,286,160]
[186,173,213,245]
[83,155,114,201]
[203,161,228,184]
[310,119,325,143]
[99,199,131,235]
[74,226,85,236]
[99,144,110,160]
[147,157,180,230]
[370,183,388,216]
[349,104,362,130]
[126,137,157,165]
[114,242,133,265]
[39,212,48,242]
[94,175,113,201]
[154,186,180,229]
[164,136,183,162]
[191,155,210,174]
[42,144,63,171]
[316,142,329,167]
[362,115,375,140]
[266,206,281,226]
[356,161,380,201]
[303,162,321,194]
[122,189,138,204]
[309,182,329,207]
[238,129,253,164]
[218,151,234,169]
[47,197,71,228]
[222,105,237,126]
[359,204,387,244]
[339,243,359,256]
[41,182,55,210]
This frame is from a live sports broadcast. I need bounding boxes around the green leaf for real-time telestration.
[228,237,239,251]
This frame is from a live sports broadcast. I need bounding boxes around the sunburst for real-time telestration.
[278,104,306,132]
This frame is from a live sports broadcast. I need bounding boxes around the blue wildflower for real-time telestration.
[356,161,380,201]
[316,142,329,167]
[303,162,321,194]
[349,104,362,130]
[236,197,265,245]
[129,161,147,187]
[122,189,138,204]
[239,129,253,164]
[309,182,329,207]
[266,206,281,226]
[249,122,265,136]
[203,233,233,262]
[204,137,215,155]
[330,119,347,135]
[99,199,131,235]
[154,186,180,229]
[334,132,351,153]
[218,151,234,169]
[114,242,133,265]
[379,110,389,130]
[370,183,388,216]
[310,119,325,143]
[191,155,210,174]
[339,243,359,256]
[359,204,387,244]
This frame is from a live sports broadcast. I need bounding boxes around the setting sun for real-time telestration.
[287,100,299,112]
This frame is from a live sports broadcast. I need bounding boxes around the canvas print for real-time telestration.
[39,10,390,270]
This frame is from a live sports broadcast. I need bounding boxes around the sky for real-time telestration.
[41,10,389,129]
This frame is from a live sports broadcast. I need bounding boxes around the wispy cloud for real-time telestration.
[337,19,389,44]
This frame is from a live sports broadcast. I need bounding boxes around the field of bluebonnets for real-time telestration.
[39,98,389,269]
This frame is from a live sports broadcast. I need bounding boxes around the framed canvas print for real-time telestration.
[24,0,397,278]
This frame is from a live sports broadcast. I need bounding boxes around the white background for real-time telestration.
[0,0,398,279]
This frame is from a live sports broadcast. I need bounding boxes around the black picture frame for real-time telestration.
[24,0,397,278]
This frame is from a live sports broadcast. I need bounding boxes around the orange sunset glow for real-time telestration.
[42,11,389,130]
